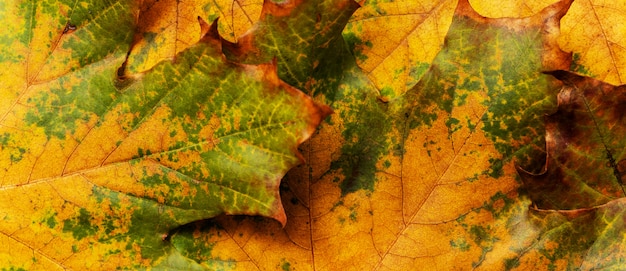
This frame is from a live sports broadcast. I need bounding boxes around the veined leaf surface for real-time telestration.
[172,0,625,270]
[515,70,626,269]
[179,0,615,270]
[2,0,626,270]
[0,1,330,269]
[125,0,263,73]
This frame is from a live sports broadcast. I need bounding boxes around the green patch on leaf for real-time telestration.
[24,59,122,140]
[383,160,391,168]
[0,133,27,163]
[280,259,292,271]
[62,208,96,241]
[332,93,392,195]
[62,1,135,67]
[569,53,594,76]
[485,192,515,219]
[16,1,36,46]
[379,86,394,98]
[349,205,358,222]
[469,225,490,246]
[343,31,373,62]
[169,223,219,265]
[504,257,520,270]
[450,238,471,252]
[44,212,57,229]
[406,62,431,88]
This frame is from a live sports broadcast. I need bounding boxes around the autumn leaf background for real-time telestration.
[1,0,626,270]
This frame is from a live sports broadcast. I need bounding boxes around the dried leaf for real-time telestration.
[519,70,626,209]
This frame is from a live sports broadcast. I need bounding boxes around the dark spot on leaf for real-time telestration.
[45,215,57,229]
[349,210,357,222]
[504,258,520,270]
[62,22,76,34]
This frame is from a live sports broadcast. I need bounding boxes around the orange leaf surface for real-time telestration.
[0,1,329,269]
[558,0,626,85]
[343,0,457,100]
[2,0,626,270]
[175,0,611,270]
[169,0,624,270]
[125,0,263,73]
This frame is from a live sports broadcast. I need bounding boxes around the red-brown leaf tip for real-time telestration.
[198,17,221,45]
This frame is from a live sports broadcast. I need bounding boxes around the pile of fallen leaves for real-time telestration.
[1,0,625,269]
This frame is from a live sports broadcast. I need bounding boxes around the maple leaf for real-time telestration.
[342,0,457,99]
[0,1,329,270]
[513,70,626,269]
[174,0,626,270]
[3,0,626,270]
[519,70,626,210]
[126,0,263,73]
[558,0,626,85]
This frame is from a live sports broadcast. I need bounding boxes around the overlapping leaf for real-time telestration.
[3,0,626,270]
[0,0,329,269]
[125,0,263,73]
[342,0,457,99]
[519,71,626,210]
[558,0,626,85]
[179,0,626,270]
[520,198,626,270]
[513,71,626,268]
